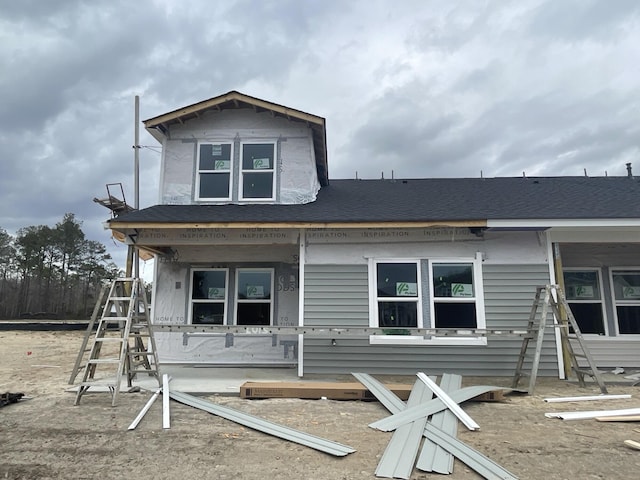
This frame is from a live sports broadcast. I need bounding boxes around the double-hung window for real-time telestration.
[370,254,485,345]
[190,269,228,324]
[235,269,274,326]
[240,142,276,200]
[611,269,640,334]
[375,262,421,331]
[563,269,606,334]
[197,143,232,201]
[431,262,478,329]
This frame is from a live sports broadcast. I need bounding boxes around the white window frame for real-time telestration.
[369,259,423,344]
[427,253,486,345]
[563,267,608,336]
[239,141,277,202]
[609,266,640,336]
[188,268,229,325]
[195,141,233,201]
[234,268,275,326]
[368,253,486,346]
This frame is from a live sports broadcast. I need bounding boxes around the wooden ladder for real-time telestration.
[74,278,161,406]
[512,285,607,394]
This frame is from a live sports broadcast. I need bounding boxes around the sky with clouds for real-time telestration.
[1,0,639,273]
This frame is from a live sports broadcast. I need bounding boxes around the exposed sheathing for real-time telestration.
[161,109,320,205]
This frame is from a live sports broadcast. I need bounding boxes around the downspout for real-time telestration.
[297,228,306,377]
[552,242,571,378]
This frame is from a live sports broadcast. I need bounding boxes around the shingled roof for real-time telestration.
[108,176,640,229]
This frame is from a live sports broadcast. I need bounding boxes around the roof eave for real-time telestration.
[108,219,488,232]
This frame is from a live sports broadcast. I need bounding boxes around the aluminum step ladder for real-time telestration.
[512,285,607,394]
[68,284,109,384]
[74,278,160,406]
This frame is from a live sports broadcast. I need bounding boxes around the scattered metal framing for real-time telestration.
[169,390,356,457]
[424,424,518,480]
[370,385,507,432]
[417,373,480,431]
[351,373,406,414]
[417,373,461,474]
[375,380,434,479]
[545,407,640,421]
[543,394,631,403]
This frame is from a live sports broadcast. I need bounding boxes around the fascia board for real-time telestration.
[108,220,487,231]
[488,218,640,228]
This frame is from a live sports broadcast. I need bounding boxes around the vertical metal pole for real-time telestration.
[134,95,140,279]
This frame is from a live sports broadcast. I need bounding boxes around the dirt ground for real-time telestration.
[2,330,640,480]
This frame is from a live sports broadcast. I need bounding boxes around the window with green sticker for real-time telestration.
[611,270,640,334]
[563,269,605,334]
[236,269,273,326]
[241,143,276,200]
[190,269,228,324]
[376,262,419,329]
[196,143,233,200]
[432,263,477,328]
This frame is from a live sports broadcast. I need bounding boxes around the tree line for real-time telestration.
[0,213,122,319]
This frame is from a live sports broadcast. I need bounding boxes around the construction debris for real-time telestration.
[543,394,631,403]
[240,380,412,401]
[353,373,517,479]
[169,390,356,457]
[596,415,640,422]
[417,372,480,431]
[369,385,510,432]
[546,407,640,421]
[128,387,162,430]
[624,440,640,450]
[1,392,24,408]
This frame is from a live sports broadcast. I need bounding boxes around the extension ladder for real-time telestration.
[74,278,160,406]
[512,285,607,394]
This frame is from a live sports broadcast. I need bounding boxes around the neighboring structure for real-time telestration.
[107,91,640,377]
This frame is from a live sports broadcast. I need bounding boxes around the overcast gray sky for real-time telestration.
[1,0,639,274]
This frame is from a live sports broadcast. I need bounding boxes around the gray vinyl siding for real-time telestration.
[303,263,560,377]
[304,264,369,327]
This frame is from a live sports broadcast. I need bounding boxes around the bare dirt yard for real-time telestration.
[2,330,640,479]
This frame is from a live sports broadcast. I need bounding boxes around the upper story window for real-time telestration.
[241,142,276,201]
[197,143,233,201]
